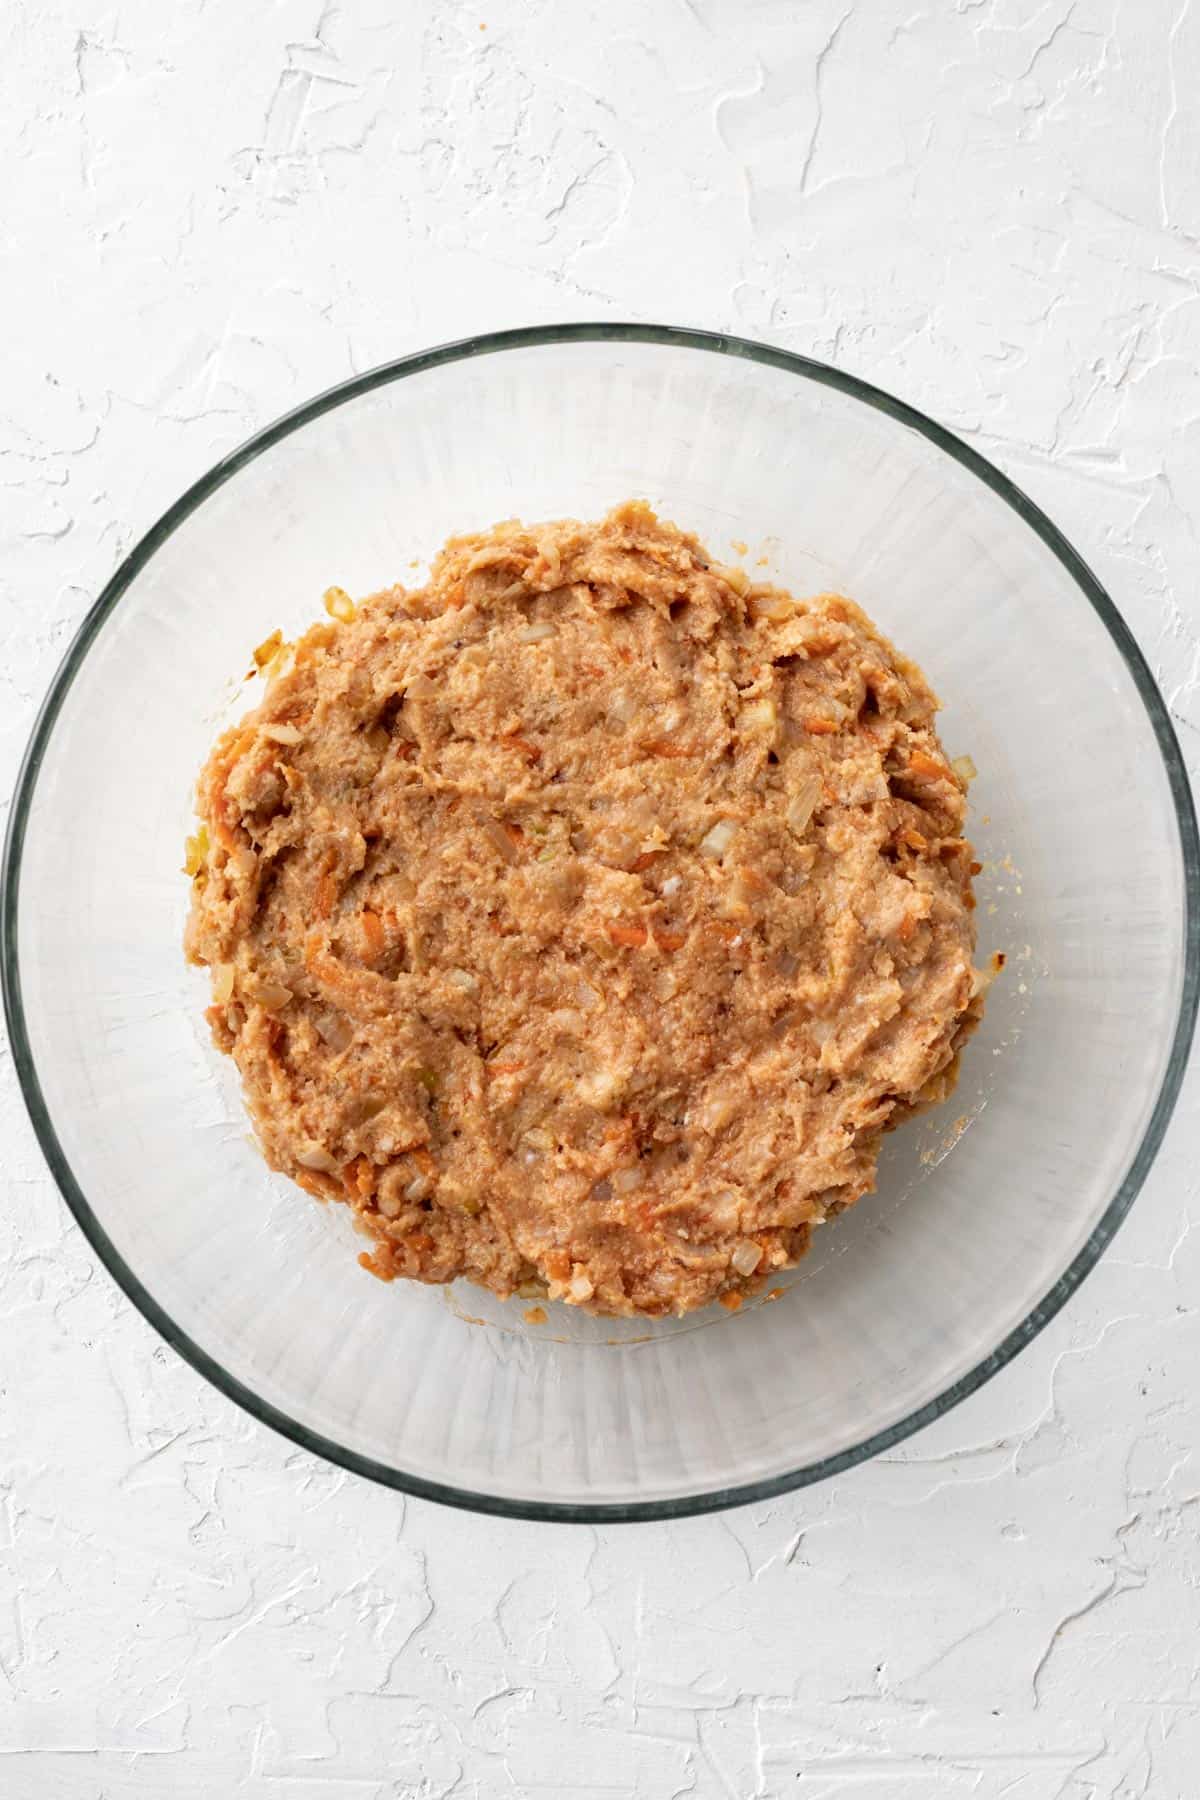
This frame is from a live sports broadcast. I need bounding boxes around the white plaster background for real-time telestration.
[3,0,1200,1794]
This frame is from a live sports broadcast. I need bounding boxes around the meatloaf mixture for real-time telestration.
[185,503,984,1317]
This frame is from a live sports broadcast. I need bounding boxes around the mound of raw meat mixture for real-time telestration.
[185,503,983,1317]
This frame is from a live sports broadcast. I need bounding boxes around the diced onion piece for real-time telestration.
[568,1272,594,1303]
[752,593,797,622]
[447,967,479,996]
[405,673,438,700]
[352,1094,387,1122]
[261,722,302,746]
[253,629,283,669]
[297,1145,339,1173]
[612,1165,643,1193]
[404,1174,433,1202]
[324,585,356,623]
[699,818,737,859]
[608,689,638,725]
[315,1010,354,1052]
[660,874,682,898]
[254,981,292,1011]
[184,824,209,878]
[952,753,978,785]
[787,776,822,836]
[516,621,556,643]
[693,1089,737,1133]
[739,697,777,734]
[731,1240,763,1277]
[211,962,235,1004]
[482,815,519,862]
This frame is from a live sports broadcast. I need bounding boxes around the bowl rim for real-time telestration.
[3,320,1198,1523]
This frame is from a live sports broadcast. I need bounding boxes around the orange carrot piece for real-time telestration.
[315,858,338,920]
[358,1248,396,1281]
[803,717,838,736]
[343,1156,376,1200]
[360,909,385,959]
[907,749,945,780]
[608,922,649,948]
[652,927,686,952]
[297,1170,336,1203]
[640,738,698,758]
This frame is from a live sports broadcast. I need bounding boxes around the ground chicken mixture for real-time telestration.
[185,503,984,1317]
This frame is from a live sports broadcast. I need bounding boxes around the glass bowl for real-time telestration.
[3,325,1196,1521]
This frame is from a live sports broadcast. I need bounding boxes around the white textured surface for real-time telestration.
[2,0,1199,1793]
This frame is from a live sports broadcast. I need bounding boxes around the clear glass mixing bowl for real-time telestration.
[3,325,1196,1520]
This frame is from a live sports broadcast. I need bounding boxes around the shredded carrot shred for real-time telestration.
[315,855,338,919]
[296,1170,336,1203]
[652,927,686,952]
[360,909,385,959]
[608,922,649,948]
[803,718,838,736]
[640,738,697,758]
[358,1248,396,1281]
[630,851,663,872]
[907,749,945,779]
[343,1156,376,1199]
